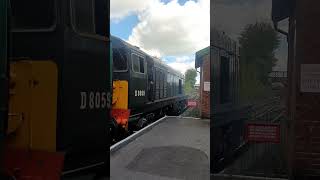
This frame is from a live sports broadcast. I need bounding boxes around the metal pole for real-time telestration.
[287,14,297,180]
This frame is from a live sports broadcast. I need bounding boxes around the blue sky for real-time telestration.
[111,0,193,40]
[110,0,210,81]
[110,15,138,40]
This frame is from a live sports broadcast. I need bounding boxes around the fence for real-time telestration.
[212,97,289,180]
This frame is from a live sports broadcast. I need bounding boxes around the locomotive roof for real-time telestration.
[111,35,184,78]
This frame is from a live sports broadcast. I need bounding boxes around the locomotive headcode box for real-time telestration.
[245,123,280,143]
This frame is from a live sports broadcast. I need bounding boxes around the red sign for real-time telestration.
[245,123,280,143]
[187,100,197,107]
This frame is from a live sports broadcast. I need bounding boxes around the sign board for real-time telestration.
[245,123,280,143]
[301,64,320,92]
[204,82,210,92]
[187,100,197,107]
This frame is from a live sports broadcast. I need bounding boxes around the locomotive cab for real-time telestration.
[111,36,150,135]
[3,0,111,178]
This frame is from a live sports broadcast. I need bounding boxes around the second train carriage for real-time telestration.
[110,36,187,139]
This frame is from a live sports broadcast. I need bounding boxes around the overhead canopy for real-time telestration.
[195,46,209,68]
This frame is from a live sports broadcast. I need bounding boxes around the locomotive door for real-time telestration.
[146,57,154,101]
[130,52,147,108]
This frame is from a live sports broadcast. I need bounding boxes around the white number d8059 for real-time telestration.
[80,91,111,110]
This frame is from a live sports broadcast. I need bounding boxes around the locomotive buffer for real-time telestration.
[110,116,210,180]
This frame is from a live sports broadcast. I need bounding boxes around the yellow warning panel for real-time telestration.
[112,80,128,110]
[7,60,58,152]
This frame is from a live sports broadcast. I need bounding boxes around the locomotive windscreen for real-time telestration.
[10,0,56,30]
[113,48,128,71]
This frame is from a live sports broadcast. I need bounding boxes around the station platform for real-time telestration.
[110,116,210,180]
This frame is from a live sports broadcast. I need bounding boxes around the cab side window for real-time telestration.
[71,0,107,36]
[132,54,145,73]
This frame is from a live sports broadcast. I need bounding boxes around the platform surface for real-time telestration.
[110,116,210,180]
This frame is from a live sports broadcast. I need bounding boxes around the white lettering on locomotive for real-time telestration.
[80,92,87,109]
[134,90,145,97]
[80,91,110,110]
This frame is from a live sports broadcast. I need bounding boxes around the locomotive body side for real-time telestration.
[111,36,187,135]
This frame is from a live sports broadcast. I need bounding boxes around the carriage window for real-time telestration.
[11,0,56,30]
[71,0,108,36]
[132,54,140,72]
[156,69,160,89]
[132,54,145,73]
[139,57,145,73]
[179,79,182,94]
[113,48,127,71]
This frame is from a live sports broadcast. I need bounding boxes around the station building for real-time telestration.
[195,29,239,119]
[195,47,210,119]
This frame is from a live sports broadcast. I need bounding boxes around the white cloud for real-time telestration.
[110,0,154,21]
[168,60,200,84]
[127,0,209,57]
[167,57,195,74]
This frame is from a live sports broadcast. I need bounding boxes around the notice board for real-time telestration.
[245,123,280,143]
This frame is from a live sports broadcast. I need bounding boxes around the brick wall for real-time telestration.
[291,0,320,178]
[200,54,210,119]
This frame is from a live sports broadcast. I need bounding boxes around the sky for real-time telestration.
[110,0,210,84]
[110,0,288,85]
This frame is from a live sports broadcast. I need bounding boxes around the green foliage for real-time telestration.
[181,68,201,118]
[239,21,280,103]
[184,68,197,95]
[182,107,200,118]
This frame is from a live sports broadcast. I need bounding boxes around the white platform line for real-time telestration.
[61,162,104,176]
[110,115,168,154]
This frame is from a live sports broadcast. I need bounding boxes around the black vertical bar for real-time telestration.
[0,0,8,175]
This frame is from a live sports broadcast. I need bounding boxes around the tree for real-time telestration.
[239,21,280,102]
[184,68,197,95]
[239,22,280,85]
[182,68,200,118]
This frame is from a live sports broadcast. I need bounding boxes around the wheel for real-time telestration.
[109,118,118,144]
